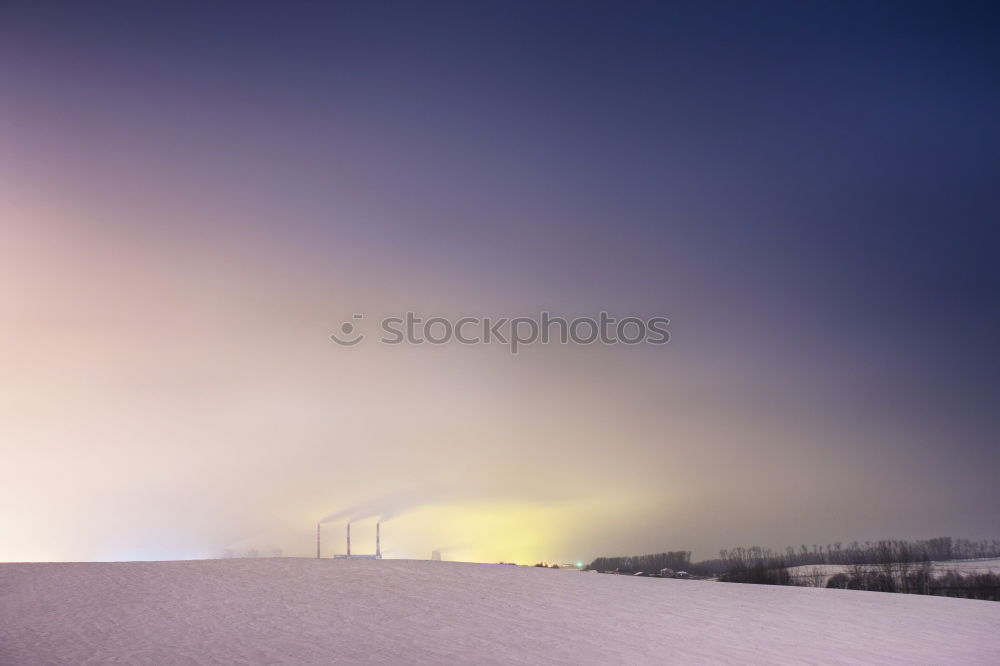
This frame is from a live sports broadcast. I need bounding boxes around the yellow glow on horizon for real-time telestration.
[377,496,640,565]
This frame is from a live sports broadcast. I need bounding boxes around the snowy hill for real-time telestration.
[2,558,999,665]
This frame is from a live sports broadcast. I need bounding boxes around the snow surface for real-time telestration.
[2,558,999,665]
[788,558,1000,586]
[935,558,1000,575]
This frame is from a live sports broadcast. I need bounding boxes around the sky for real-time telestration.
[1,1,998,564]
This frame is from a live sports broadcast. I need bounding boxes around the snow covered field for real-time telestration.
[936,558,1000,575]
[2,558,999,665]
[788,558,1000,586]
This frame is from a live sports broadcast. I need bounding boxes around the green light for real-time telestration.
[576,561,583,568]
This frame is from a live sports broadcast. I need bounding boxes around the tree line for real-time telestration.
[720,537,1000,568]
[586,537,1000,573]
[588,551,693,574]
[825,565,1000,600]
[587,536,1000,600]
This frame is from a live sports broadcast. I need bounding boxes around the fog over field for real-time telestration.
[2,1,999,566]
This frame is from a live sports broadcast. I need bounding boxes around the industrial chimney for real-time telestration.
[329,519,381,559]
[316,523,321,559]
